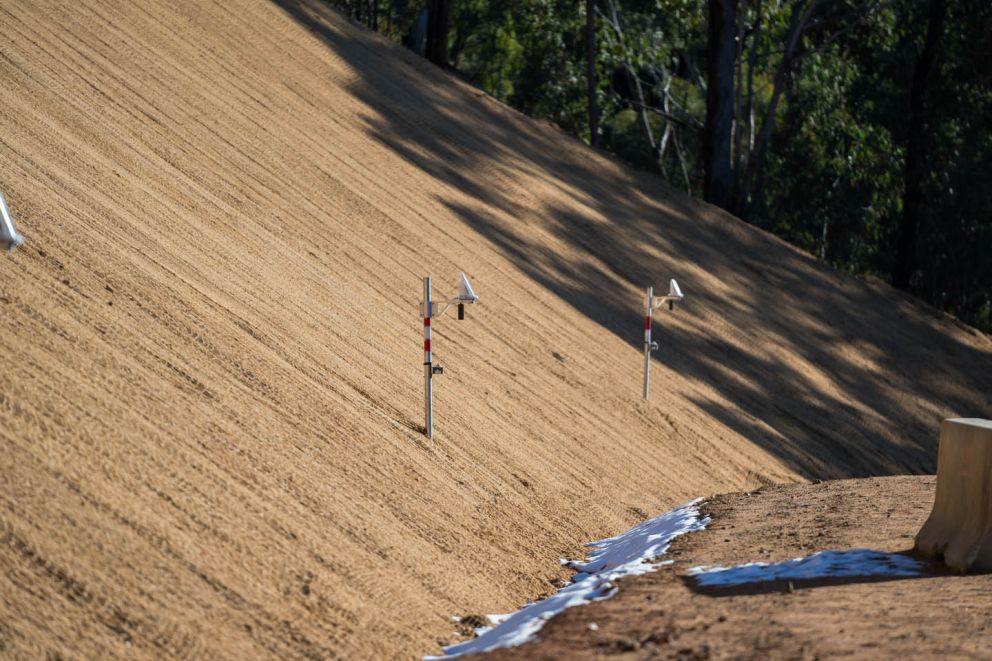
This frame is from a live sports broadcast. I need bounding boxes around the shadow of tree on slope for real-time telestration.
[272,0,992,480]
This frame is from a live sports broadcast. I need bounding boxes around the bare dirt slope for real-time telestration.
[0,0,989,658]
[491,477,992,660]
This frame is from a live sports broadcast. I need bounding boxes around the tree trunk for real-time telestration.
[426,0,450,67]
[732,5,745,207]
[630,69,656,155]
[587,0,600,147]
[894,0,946,289]
[604,0,654,157]
[703,0,736,211]
[736,0,762,212]
[738,0,818,220]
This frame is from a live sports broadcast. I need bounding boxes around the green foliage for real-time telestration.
[762,45,904,275]
[911,0,992,328]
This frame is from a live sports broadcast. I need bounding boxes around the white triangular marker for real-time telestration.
[0,190,24,252]
[457,272,479,303]
[668,279,683,300]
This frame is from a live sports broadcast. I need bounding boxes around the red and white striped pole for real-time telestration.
[424,275,434,438]
[643,286,653,400]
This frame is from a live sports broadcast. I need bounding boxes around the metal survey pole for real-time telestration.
[423,275,434,438]
[0,190,23,252]
[643,286,653,400]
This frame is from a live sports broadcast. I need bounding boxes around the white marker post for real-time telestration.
[421,272,479,438]
[0,190,24,252]
[643,279,684,400]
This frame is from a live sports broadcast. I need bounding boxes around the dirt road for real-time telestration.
[489,477,992,660]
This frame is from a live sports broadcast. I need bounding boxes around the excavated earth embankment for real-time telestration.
[1,0,990,658]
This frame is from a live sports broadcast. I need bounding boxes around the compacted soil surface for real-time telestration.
[487,476,992,660]
[2,0,990,656]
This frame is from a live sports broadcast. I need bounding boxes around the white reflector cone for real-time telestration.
[0,190,24,252]
[668,278,683,300]
[458,272,479,303]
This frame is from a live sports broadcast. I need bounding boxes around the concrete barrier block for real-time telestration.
[915,418,992,572]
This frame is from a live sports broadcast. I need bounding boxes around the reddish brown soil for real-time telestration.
[487,476,992,660]
[0,0,989,658]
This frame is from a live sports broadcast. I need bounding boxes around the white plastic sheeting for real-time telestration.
[688,549,929,588]
[427,499,709,659]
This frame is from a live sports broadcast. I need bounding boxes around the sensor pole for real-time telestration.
[643,286,653,400]
[424,275,433,438]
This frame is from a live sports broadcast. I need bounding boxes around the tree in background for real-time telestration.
[905,0,992,328]
[587,0,600,147]
[427,0,451,65]
[893,0,946,289]
[734,0,819,220]
[703,0,735,210]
